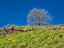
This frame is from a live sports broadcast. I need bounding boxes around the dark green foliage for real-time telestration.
[58,33,63,38]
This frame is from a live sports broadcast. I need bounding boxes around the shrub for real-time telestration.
[53,38,59,44]
[58,33,63,38]
[24,27,29,32]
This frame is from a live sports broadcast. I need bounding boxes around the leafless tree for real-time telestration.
[27,8,52,26]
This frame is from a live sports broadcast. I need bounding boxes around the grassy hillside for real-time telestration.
[0,25,64,48]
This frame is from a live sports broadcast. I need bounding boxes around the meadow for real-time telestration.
[0,25,64,48]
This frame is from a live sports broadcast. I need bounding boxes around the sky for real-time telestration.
[0,0,64,27]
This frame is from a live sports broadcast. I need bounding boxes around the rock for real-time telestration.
[4,26,14,30]
[0,28,6,35]
[28,26,33,31]
[14,27,25,32]
[29,27,33,31]
[0,29,6,35]
[7,30,14,34]
[0,29,2,32]
[3,26,14,34]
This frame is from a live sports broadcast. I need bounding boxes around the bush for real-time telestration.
[58,33,63,38]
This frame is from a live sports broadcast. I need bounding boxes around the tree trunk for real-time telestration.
[38,22,40,26]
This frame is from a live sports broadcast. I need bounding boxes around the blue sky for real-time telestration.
[0,0,64,27]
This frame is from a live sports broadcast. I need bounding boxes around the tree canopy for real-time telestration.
[27,8,52,26]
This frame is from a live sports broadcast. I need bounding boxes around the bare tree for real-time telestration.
[27,8,52,26]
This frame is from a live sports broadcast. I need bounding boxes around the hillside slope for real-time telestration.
[0,25,64,48]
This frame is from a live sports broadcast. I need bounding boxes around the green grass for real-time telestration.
[0,25,64,48]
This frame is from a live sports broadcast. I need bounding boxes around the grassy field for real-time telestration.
[0,25,64,48]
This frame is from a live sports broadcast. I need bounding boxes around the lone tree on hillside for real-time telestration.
[27,8,52,26]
